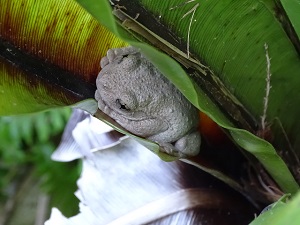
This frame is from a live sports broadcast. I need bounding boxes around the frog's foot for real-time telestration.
[100,46,139,68]
[174,131,201,157]
[159,142,183,157]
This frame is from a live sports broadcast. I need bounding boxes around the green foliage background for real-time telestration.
[0,107,80,218]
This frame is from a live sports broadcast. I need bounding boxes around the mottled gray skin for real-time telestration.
[95,47,201,157]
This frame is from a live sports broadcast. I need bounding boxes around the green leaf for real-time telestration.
[132,0,300,152]
[0,0,127,115]
[230,130,298,194]
[72,99,99,115]
[250,192,300,225]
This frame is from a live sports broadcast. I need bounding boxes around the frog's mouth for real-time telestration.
[100,97,170,136]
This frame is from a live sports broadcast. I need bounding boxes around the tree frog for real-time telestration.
[95,47,201,157]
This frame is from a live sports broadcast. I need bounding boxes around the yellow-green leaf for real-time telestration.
[0,0,127,115]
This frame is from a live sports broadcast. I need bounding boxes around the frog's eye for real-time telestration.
[116,98,130,111]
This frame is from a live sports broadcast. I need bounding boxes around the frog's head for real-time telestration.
[95,53,156,120]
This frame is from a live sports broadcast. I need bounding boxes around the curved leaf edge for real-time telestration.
[278,0,300,52]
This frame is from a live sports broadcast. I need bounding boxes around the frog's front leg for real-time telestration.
[100,46,139,68]
[147,131,201,157]
[157,136,200,157]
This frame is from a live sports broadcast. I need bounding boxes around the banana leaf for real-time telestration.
[1,0,299,205]
[75,0,300,195]
[0,0,126,115]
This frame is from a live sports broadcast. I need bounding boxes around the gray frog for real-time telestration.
[95,46,201,157]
